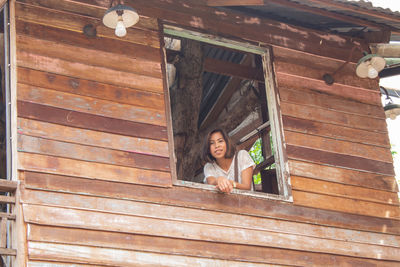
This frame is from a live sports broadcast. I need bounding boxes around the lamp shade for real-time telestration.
[103,4,139,29]
[355,53,386,79]
[384,103,400,120]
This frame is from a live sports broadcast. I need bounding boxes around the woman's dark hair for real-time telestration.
[202,128,236,163]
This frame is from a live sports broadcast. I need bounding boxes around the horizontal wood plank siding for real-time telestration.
[15,1,170,188]
[274,47,399,219]
[13,0,400,266]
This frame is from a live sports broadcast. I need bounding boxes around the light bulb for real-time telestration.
[367,64,378,79]
[115,18,127,37]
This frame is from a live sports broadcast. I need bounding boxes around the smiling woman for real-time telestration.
[202,129,255,193]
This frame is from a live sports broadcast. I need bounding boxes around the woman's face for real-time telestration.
[209,131,227,160]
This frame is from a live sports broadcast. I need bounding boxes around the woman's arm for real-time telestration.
[206,176,234,193]
[233,166,253,190]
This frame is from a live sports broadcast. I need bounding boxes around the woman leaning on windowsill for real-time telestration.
[202,128,255,194]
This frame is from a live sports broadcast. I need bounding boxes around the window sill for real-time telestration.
[174,180,293,202]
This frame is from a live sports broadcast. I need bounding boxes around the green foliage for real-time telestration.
[249,134,275,185]
[249,138,263,184]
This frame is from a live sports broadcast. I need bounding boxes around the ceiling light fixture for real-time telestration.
[103,0,139,37]
[381,87,400,120]
[356,52,386,79]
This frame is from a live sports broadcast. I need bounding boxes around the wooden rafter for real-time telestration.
[200,54,253,130]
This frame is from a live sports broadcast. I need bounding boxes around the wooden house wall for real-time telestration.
[12,0,400,266]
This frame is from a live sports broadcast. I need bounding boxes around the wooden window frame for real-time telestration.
[161,25,292,202]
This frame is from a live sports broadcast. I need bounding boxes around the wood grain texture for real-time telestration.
[16,19,161,62]
[15,2,160,47]
[18,135,170,172]
[22,172,400,235]
[18,153,171,187]
[279,86,384,118]
[285,131,393,163]
[27,241,270,266]
[18,118,169,157]
[17,101,168,141]
[17,50,164,93]
[17,34,162,79]
[131,0,367,61]
[283,115,390,148]
[17,67,166,112]
[17,0,159,31]
[289,160,399,192]
[21,189,400,249]
[22,204,400,260]
[26,224,400,267]
[276,72,381,106]
[17,83,166,127]
[281,102,387,133]
[291,176,399,205]
[292,190,400,219]
[287,145,395,176]
[273,47,379,90]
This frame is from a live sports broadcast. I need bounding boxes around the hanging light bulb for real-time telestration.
[356,52,386,79]
[115,17,127,37]
[367,64,378,79]
[103,1,139,38]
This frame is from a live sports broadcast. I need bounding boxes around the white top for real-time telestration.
[203,150,256,184]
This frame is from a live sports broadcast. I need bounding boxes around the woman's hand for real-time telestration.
[216,176,233,193]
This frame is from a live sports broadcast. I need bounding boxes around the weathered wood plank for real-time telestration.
[27,241,270,266]
[21,189,400,248]
[292,176,399,205]
[23,205,400,260]
[207,0,264,6]
[276,72,382,106]
[17,50,164,93]
[17,34,163,79]
[283,116,390,148]
[0,248,17,256]
[16,19,161,61]
[18,118,169,157]
[23,172,400,235]
[292,190,400,219]
[18,153,171,187]
[281,102,387,132]
[18,83,166,127]
[18,135,170,172]
[285,131,393,163]
[15,2,160,47]
[273,46,379,90]
[28,261,103,267]
[279,86,385,118]
[131,0,367,61]
[27,225,400,267]
[17,0,159,31]
[0,195,16,204]
[17,67,166,112]
[0,179,18,192]
[0,212,16,220]
[0,217,7,247]
[287,145,395,176]
[289,160,399,192]
[17,101,168,141]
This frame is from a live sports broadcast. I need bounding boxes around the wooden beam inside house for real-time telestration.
[200,54,254,130]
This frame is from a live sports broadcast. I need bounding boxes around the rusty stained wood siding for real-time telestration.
[12,0,400,266]
[273,45,399,219]
[15,1,171,187]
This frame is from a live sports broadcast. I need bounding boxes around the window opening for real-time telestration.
[163,26,290,199]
